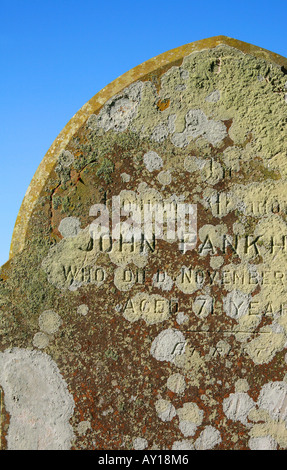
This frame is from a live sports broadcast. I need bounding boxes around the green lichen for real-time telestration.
[61,195,70,213]
[122,45,287,166]
[105,348,119,361]
[55,166,71,186]
[52,195,61,210]
[96,158,114,183]
[73,142,98,171]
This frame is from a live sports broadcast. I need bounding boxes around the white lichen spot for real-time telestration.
[248,407,270,423]
[121,172,131,183]
[244,327,286,365]
[173,346,206,388]
[39,310,62,335]
[77,304,89,316]
[58,217,81,238]
[172,439,194,450]
[167,373,186,395]
[151,123,169,142]
[152,271,174,291]
[213,340,231,357]
[133,437,148,450]
[223,392,255,425]
[180,68,189,80]
[235,378,250,393]
[171,109,227,148]
[137,181,148,193]
[77,420,91,435]
[248,436,277,450]
[176,311,189,325]
[69,280,83,291]
[183,155,207,173]
[232,221,245,236]
[114,266,136,292]
[0,348,75,450]
[157,170,172,187]
[198,224,228,255]
[194,426,222,450]
[143,151,163,172]
[223,290,250,320]
[257,381,287,423]
[175,266,199,294]
[176,402,204,437]
[109,241,148,269]
[96,81,143,132]
[205,90,221,102]
[209,255,224,269]
[150,328,186,363]
[167,114,177,133]
[155,398,176,422]
[32,332,50,349]
[171,132,189,148]
[57,150,74,169]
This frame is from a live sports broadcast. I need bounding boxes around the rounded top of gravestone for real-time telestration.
[1,37,287,450]
[9,35,287,259]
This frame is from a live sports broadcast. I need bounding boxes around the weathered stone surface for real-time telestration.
[1,36,287,450]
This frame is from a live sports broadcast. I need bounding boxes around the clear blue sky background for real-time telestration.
[1,0,287,266]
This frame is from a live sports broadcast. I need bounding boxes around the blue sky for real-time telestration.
[1,0,287,266]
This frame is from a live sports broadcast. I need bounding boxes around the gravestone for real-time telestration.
[1,36,287,450]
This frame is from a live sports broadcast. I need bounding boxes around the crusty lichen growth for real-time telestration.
[96,157,115,183]
[2,41,287,450]
[87,45,287,165]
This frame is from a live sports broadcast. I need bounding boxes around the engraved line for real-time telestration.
[184,330,272,334]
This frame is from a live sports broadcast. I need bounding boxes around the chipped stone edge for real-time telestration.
[8,36,287,263]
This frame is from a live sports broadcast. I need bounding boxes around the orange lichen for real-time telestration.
[157,98,171,111]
